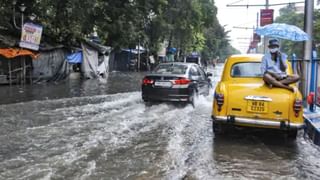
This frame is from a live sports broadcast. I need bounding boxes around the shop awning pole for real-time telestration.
[23,56,26,85]
[8,60,12,86]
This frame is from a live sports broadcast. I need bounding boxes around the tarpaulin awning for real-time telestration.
[66,51,83,64]
[0,48,39,59]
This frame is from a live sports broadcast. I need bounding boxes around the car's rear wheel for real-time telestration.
[189,89,198,107]
[143,99,155,107]
[286,129,298,140]
[212,121,220,134]
[212,120,232,135]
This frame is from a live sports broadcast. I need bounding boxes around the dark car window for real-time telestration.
[189,66,200,76]
[199,67,206,77]
[231,62,263,77]
[196,66,206,80]
[153,64,188,75]
[189,66,202,81]
[186,57,199,64]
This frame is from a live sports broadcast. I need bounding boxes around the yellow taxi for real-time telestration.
[212,54,304,138]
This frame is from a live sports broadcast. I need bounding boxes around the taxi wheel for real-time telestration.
[212,121,226,135]
[212,121,220,134]
[286,129,298,140]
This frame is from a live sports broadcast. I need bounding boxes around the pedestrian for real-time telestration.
[261,39,300,92]
[149,55,155,70]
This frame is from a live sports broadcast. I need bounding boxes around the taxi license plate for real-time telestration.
[247,100,268,113]
[155,81,172,87]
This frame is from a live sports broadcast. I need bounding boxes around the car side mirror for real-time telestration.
[207,72,212,77]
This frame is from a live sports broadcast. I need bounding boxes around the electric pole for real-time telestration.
[263,0,269,53]
[302,0,314,98]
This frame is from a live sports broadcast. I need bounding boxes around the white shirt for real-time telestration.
[261,52,288,77]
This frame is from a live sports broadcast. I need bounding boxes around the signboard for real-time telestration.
[260,9,274,26]
[19,23,43,51]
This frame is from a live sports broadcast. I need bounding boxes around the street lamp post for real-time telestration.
[12,0,19,29]
[19,3,27,86]
[11,2,28,85]
[19,3,26,28]
[12,1,27,29]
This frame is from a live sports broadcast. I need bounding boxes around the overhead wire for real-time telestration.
[228,0,245,5]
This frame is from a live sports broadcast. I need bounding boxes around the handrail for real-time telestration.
[288,59,320,62]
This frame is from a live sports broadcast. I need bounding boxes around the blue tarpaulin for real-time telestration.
[66,51,82,64]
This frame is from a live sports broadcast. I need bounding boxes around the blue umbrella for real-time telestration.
[255,23,309,41]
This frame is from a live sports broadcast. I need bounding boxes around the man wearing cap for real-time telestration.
[261,39,300,92]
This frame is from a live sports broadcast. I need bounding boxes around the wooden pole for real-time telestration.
[8,60,12,86]
[23,56,26,85]
[20,56,23,85]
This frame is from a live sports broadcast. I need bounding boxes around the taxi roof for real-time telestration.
[226,54,264,64]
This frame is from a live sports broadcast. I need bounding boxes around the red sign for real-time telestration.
[260,9,274,26]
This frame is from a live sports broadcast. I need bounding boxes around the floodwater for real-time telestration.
[0,67,320,180]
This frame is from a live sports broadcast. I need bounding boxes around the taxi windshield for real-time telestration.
[231,62,263,77]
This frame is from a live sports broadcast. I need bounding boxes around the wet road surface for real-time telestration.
[1,68,320,180]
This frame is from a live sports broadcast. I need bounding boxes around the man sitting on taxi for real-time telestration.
[261,39,300,92]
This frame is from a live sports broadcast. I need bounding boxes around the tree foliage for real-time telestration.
[275,5,320,59]
[0,0,235,60]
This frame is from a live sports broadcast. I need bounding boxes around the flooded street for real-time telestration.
[1,67,320,180]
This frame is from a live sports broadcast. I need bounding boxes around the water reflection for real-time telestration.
[212,128,315,179]
[0,71,147,105]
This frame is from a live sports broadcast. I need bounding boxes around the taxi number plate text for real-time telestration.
[247,100,268,113]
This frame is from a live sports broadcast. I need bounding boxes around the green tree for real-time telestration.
[0,0,235,60]
[274,5,305,59]
[275,5,320,59]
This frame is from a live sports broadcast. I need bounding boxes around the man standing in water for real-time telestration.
[261,39,300,92]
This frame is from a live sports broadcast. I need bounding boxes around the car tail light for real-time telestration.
[215,93,224,112]
[293,99,302,117]
[143,78,154,85]
[173,77,191,85]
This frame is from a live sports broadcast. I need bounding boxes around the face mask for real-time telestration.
[269,48,279,53]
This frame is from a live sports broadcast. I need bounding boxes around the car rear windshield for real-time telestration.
[231,62,263,77]
[153,64,188,75]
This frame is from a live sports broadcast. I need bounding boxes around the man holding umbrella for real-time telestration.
[261,39,300,92]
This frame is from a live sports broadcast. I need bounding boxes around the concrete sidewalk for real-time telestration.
[304,108,320,146]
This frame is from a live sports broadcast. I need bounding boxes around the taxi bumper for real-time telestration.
[212,115,305,130]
